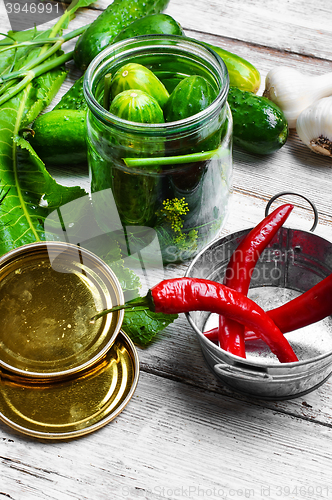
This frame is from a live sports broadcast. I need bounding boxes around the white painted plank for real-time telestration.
[165,0,332,61]
[1,371,332,500]
[36,0,332,63]
[1,1,332,497]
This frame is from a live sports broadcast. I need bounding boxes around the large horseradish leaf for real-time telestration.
[0,31,86,256]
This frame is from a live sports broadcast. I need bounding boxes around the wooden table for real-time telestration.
[1,0,332,498]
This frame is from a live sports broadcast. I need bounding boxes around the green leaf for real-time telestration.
[0,30,51,78]
[15,136,86,209]
[108,259,142,296]
[0,42,86,255]
[88,231,142,300]
[100,237,142,296]
[122,307,178,346]
[86,232,177,345]
[52,0,96,32]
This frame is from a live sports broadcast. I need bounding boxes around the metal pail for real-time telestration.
[185,196,332,400]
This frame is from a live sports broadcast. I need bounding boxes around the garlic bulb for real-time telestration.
[296,96,332,157]
[263,66,332,129]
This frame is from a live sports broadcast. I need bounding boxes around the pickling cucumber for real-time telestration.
[109,89,164,226]
[110,89,165,123]
[74,0,170,71]
[164,74,221,155]
[205,43,261,93]
[164,75,217,122]
[29,109,87,165]
[110,63,169,109]
[59,12,182,113]
[53,75,86,111]
[113,13,184,42]
[228,87,289,155]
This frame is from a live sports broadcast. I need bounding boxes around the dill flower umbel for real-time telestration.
[159,198,197,250]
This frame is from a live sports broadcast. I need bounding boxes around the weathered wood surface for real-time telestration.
[1,0,332,499]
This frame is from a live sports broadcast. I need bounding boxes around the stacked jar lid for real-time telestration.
[0,242,139,439]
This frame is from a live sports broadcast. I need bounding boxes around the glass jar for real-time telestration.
[84,35,232,265]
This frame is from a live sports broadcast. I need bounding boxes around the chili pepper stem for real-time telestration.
[90,295,150,322]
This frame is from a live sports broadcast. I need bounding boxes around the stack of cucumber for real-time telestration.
[29,2,289,165]
[106,63,218,127]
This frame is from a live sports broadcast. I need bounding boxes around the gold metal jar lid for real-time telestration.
[0,330,139,439]
[0,242,125,379]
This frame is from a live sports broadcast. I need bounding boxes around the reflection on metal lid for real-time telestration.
[0,242,124,379]
[0,331,139,439]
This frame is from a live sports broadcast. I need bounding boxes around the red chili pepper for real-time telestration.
[267,273,332,332]
[205,271,332,343]
[264,272,332,334]
[203,326,257,343]
[150,278,298,363]
[218,203,294,357]
[93,277,298,363]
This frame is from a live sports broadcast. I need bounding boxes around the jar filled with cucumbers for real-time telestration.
[84,35,232,264]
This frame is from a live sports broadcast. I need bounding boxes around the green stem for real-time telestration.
[0,74,34,105]
[0,32,16,43]
[123,147,227,167]
[0,40,63,83]
[0,51,73,106]
[0,23,88,96]
[49,0,78,37]
[0,78,18,96]
[90,296,150,322]
[0,24,89,55]
[50,0,92,39]
[6,46,18,75]
[0,0,76,100]
[103,73,113,110]
[62,24,91,42]
[0,39,56,55]
[33,50,73,77]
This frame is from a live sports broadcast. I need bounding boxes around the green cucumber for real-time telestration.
[113,13,184,42]
[109,89,164,226]
[110,89,165,123]
[205,43,261,94]
[58,12,182,114]
[164,74,222,158]
[29,109,87,165]
[110,63,169,109]
[53,75,86,111]
[164,75,217,122]
[228,87,289,155]
[74,0,170,71]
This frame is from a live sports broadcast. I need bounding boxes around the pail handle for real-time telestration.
[265,192,319,232]
[214,363,273,381]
